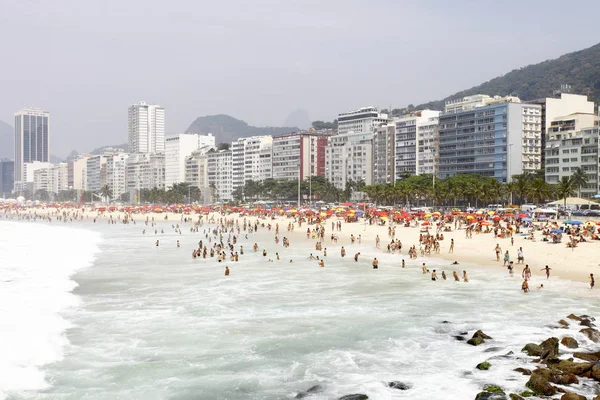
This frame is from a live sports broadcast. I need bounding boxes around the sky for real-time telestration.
[1,0,599,157]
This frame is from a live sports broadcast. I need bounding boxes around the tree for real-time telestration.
[527,178,553,204]
[100,185,112,203]
[56,189,77,202]
[554,176,576,208]
[570,167,588,198]
[217,143,231,151]
[120,192,130,203]
[35,189,50,201]
[311,120,338,130]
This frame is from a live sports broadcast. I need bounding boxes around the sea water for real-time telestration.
[1,218,599,400]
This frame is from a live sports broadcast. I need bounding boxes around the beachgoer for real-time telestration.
[453,271,460,281]
[225,266,230,276]
[494,244,502,261]
[591,273,595,289]
[463,270,469,282]
[449,239,454,253]
[441,271,447,280]
[522,279,529,293]
[541,265,551,279]
[372,258,379,269]
[431,270,437,281]
[354,252,360,262]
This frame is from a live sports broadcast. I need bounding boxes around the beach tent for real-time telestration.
[547,197,597,206]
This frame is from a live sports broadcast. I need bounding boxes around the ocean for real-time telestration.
[1,217,598,399]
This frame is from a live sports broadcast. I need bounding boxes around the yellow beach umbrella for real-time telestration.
[466,215,474,220]
[424,214,432,218]
[380,216,388,221]
[488,211,495,215]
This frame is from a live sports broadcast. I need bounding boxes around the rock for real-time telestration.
[558,319,569,327]
[473,330,493,340]
[539,337,559,362]
[338,395,368,400]
[526,370,557,396]
[554,360,593,375]
[475,392,506,400]
[567,314,582,321]
[573,351,600,362]
[560,337,579,349]
[561,393,587,400]
[509,395,524,400]
[553,373,579,385]
[454,335,466,341]
[519,390,535,397]
[522,343,543,356]
[483,385,505,394]
[442,320,450,324]
[514,367,532,375]
[295,384,324,398]
[580,314,596,321]
[484,347,504,353]
[387,381,410,390]
[592,363,600,381]
[476,361,492,370]
[468,337,485,346]
[580,319,595,328]
[580,327,600,343]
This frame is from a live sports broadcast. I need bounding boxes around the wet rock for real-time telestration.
[476,361,491,370]
[553,373,579,385]
[473,330,493,340]
[567,314,582,321]
[295,384,324,398]
[338,395,368,400]
[591,363,600,381]
[573,351,600,362]
[454,335,466,341]
[460,331,469,335]
[561,393,587,400]
[539,337,559,362]
[519,390,535,397]
[580,314,596,321]
[509,395,524,400]
[554,360,593,375]
[558,319,569,327]
[514,367,532,375]
[442,320,451,324]
[387,381,410,390]
[580,327,600,343]
[468,337,485,346]
[526,370,557,396]
[560,337,579,349]
[483,385,505,394]
[580,319,595,328]
[484,347,504,353]
[522,343,543,357]
[475,390,506,400]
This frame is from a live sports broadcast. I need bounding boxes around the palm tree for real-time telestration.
[570,167,588,198]
[527,178,553,204]
[100,185,112,203]
[554,176,576,208]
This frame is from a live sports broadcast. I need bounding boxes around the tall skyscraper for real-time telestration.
[14,108,50,183]
[128,102,165,154]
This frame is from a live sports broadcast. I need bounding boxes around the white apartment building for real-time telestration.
[14,161,54,193]
[417,112,441,176]
[231,139,245,190]
[337,107,388,136]
[128,101,165,154]
[164,134,215,189]
[126,153,166,193]
[271,131,331,181]
[86,155,107,192]
[104,153,129,200]
[207,150,233,203]
[33,162,68,194]
[231,136,273,190]
[14,107,50,186]
[68,155,90,191]
[325,131,373,190]
[185,146,216,205]
[372,123,395,184]
[394,110,441,178]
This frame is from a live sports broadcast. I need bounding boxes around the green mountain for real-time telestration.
[186,114,298,144]
[0,120,13,159]
[413,42,600,112]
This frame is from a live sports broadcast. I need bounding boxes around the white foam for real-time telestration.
[0,221,101,399]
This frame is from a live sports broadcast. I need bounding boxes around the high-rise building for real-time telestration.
[230,136,273,191]
[372,123,395,184]
[0,160,15,197]
[337,107,388,136]
[393,110,440,179]
[14,108,50,184]
[105,153,129,200]
[125,153,166,195]
[165,134,215,188]
[128,102,165,154]
[207,150,233,203]
[325,131,373,190]
[185,147,213,205]
[439,96,542,182]
[33,163,68,195]
[68,155,91,191]
[271,131,332,181]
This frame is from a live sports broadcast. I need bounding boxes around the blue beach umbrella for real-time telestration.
[551,229,563,233]
[521,217,532,222]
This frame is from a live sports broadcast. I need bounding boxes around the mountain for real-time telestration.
[413,42,600,112]
[0,120,13,159]
[186,114,299,144]
[89,143,128,155]
[283,109,311,130]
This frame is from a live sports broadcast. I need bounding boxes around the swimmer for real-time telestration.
[156,240,159,247]
[177,240,180,248]
[319,260,325,268]
[225,266,230,276]
[441,271,447,280]
[354,252,360,262]
[451,261,459,265]
[422,263,428,274]
[537,284,544,290]
[540,265,551,279]
[591,273,595,289]
[453,271,460,281]
[309,253,316,260]
[522,278,529,293]
[431,270,437,281]
[402,259,405,268]
[263,249,267,257]
[372,258,379,269]
[341,246,346,257]
[462,270,469,282]
[323,248,327,257]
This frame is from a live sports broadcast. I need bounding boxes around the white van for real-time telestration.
[521,204,537,212]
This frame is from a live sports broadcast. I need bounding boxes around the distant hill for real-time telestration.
[186,114,298,144]
[411,42,600,113]
[283,109,311,130]
[0,120,13,159]
[89,143,128,155]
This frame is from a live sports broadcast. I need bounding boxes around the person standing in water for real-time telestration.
[453,271,460,281]
[521,278,529,293]
[449,239,454,253]
[341,246,346,257]
[431,270,437,281]
[225,266,230,276]
[372,258,379,269]
[494,244,502,261]
[462,270,469,282]
[591,273,595,289]
[541,265,551,279]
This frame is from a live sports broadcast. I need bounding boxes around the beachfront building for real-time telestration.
[372,123,396,184]
[207,150,233,203]
[0,160,14,197]
[14,161,53,194]
[394,110,440,179]
[33,162,69,195]
[231,136,273,191]
[325,130,373,190]
[125,152,166,196]
[337,107,388,136]
[184,145,216,204]
[439,96,542,182]
[85,155,106,192]
[272,131,331,181]
[544,113,599,198]
[128,101,165,154]
[104,153,129,200]
[68,155,91,192]
[164,133,215,189]
[14,107,50,189]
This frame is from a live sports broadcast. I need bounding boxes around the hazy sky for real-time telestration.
[1,0,599,157]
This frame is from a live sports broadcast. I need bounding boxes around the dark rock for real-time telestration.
[580,319,595,328]
[483,385,505,394]
[554,360,593,375]
[519,390,535,397]
[468,337,485,346]
[460,331,469,335]
[514,367,532,375]
[295,384,324,398]
[442,320,450,324]
[580,314,596,321]
[473,330,493,340]
[338,395,368,400]
[522,343,543,357]
[561,393,587,400]
[591,363,600,381]
[573,351,600,362]
[580,327,600,343]
[553,373,579,385]
[558,319,569,327]
[387,381,410,390]
[476,361,492,370]
[567,314,582,321]
[526,370,557,396]
[454,335,466,341]
[484,347,504,353]
[560,337,579,349]
[539,337,559,362]
[509,395,524,400]
[475,392,506,400]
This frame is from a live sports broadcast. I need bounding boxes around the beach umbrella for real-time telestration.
[422,221,430,225]
[551,229,563,233]
[492,216,501,221]
[466,215,474,220]
[432,211,441,216]
[537,215,548,219]
[380,216,388,221]
[518,213,528,218]
[424,213,432,218]
[487,211,495,215]
[521,217,532,222]
[481,221,492,226]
